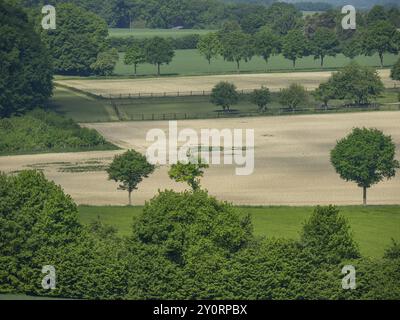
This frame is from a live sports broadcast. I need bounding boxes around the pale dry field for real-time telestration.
[1,111,399,206]
[56,69,397,96]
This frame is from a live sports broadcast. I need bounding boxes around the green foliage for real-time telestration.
[0,1,53,117]
[90,48,119,76]
[309,27,339,67]
[331,128,399,205]
[250,86,271,112]
[300,206,360,264]
[282,29,309,68]
[279,83,308,110]
[197,32,220,65]
[168,159,209,191]
[124,44,146,76]
[144,36,175,76]
[384,239,400,260]
[107,150,155,205]
[132,190,254,267]
[41,3,109,76]
[326,62,384,105]
[254,27,281,69]
[218,27,253,72]
[0,109,116,155]
[313,82,335,108]
[361,20,399,67]
[2,172,400,299]
[391,57,400,81]
[210,81,239,111]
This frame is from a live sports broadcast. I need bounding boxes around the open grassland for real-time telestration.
[78,205,400,258]
[55,69,398,98]
[1,111,400,207]
[109,28,215,38]
[113,50,399,76]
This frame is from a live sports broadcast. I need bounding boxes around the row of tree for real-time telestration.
[196,19,400,71]
[207,62,386,114]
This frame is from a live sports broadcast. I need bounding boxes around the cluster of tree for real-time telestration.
[0,0,53,117]
[197,9,400,71]
[108,34,200,52]
[124,37,175,76]
[208,62,385,114]
[0,109,117,155]
[17,0,302,31]
[38,3,119,76]
[1,169,399,299]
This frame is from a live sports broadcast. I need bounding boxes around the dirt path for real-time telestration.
[56,69,398,96]
[1,111,400,206]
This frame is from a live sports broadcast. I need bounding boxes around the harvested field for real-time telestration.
[1,111,399,206]
[55,69,398,97]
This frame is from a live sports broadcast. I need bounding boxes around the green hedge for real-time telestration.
[0,109,117,155]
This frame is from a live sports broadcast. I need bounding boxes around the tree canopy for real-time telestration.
[0,1,53,117]
[107,150,155,205]
[331,128,399,205]
[41,3,109,76]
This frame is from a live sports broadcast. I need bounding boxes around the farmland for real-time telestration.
[1,111,400,207]
[78,205,400,258]
[55,69,397,97]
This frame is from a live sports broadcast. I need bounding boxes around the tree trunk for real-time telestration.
[134,64,137,77]
[379,52,384,67]
[157,63,161,76]
[363,186,367,206]
[128,190,132,206]
[321,56,324,67]
[236,60,240,73]
[293,59,296,69]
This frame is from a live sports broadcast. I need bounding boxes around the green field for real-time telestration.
[51,86,117,122]
[114,50,399,76]
[78,205,400,258]
[109,28,215,39]
[52,86,400,123]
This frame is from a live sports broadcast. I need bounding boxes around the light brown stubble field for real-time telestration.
[1,111,399,206]
[56,69,397,96]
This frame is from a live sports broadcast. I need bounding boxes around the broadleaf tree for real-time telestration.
[107,150,155,205]
[330,128,399,205]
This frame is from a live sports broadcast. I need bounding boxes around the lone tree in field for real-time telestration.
[197,32,220,65]
[279,83,308,110]
[210,81,239,112]
[107,150,155,205]
[250,87,271,112]
[144,37,175,76]
[331,128,399,206]
[168,159,209,191]
[124,44,145,77]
